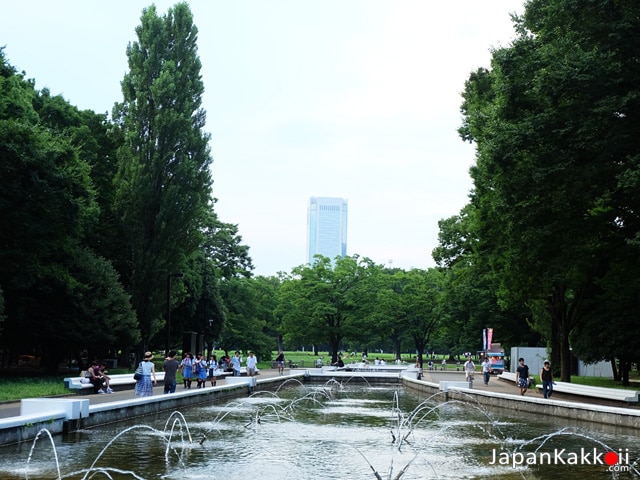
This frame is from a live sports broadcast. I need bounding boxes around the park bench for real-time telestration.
[64,366,256,394]
[64,372,166,394]
[498,371,638,404]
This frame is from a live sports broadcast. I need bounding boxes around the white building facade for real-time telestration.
[307,196,348,266]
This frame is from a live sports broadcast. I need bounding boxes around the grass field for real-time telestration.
[0,351,637,403]
[0,376,69,402]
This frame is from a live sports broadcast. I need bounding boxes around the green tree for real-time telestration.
[31,85,129,287]
[366,267,407,361]
[165,204,254,354]
[63,248,140,368]
[251,275,283,352]
[113,3,214,350]
[163,251,220,354]
[433,207,539,358]
[278,255,378,364]
[376,269,446,366]
[458,0,640,380]
[218,276,274,360]
[205,210,254,280]
[570,247,640,385]
[0,51,122,369]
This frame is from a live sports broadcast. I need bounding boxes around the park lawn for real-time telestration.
[0,376,69,402]
[256,351,466,370]
[570,375,640,390]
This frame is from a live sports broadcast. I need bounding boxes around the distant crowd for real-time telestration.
[87,349,285,397]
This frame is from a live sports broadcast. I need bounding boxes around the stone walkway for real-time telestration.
[0,370,279,419]
[0,368,634,420]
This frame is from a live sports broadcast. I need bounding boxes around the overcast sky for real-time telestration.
[1,1,524,276]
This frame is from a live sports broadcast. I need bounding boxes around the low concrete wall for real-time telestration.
[304,369,402,384]
[402,376,640,430]
[78,382,257,430]
[439,381,472,391]
[22,398,89,420]
[0,373,307,446]
[67,372,307,432]
[0,412,67,446]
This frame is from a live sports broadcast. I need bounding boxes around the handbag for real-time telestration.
[133,363,143,381]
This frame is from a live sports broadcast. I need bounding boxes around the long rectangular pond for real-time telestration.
[0,378,637,479]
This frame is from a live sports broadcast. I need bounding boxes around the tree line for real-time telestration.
[450,0,640,384]
[0,4,251,372]
[1,1,638,384]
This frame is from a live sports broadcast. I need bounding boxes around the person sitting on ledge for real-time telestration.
[87,360,106,394]
[332,355,345,368]
[99,362,113,393]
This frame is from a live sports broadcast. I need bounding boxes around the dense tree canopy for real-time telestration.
[0,49,137,370]
[432,206,541,358]
[375,268,447,366]
[456,0,640,381]
[0,4,253,370]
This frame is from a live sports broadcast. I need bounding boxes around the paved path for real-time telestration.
[0,368,629,419]
[0,371,281,419]
[421,369,529,395]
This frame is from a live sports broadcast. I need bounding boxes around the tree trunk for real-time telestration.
[620,356,631,386]
[550,313,561,377]
[328,331,342,364]
[610,358,619,381]
[559,313,573,382]
[394,337,402,361]
[549,284,572,382]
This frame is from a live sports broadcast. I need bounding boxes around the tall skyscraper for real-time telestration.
[307,197,348,265]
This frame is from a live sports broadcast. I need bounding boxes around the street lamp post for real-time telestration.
[166,272,184,356]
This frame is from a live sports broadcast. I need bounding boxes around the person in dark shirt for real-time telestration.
[539,360,554,399]
[163,350,179,394]
[275,351,285,375]
[515,357,530,396]
[87,360,105,394]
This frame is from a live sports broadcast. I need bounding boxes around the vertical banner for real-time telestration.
[487,328,493,351]
[482,328,487,351]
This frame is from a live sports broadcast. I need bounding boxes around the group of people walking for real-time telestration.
[515,357,555,398]
[171,352,215,390]
[462,354,493,386]
[462,355,555,399]
[107,351,559,401]
[132,349,265,397]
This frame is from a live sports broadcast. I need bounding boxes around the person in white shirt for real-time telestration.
[464,356,475,382]
[481,356,492,385]
[231,351,242,376]
[246,351,258,376]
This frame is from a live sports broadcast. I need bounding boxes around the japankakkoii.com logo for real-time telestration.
[490,448,632,473]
